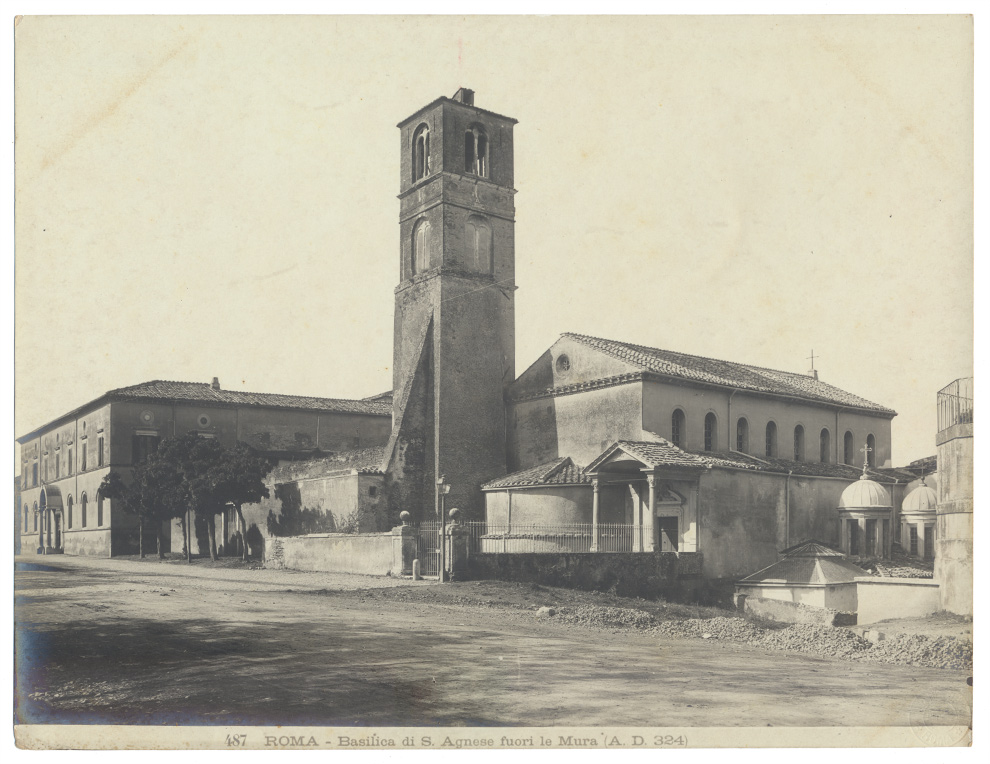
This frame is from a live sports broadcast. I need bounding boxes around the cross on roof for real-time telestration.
[807,349,818,369]
[860,443,872,475]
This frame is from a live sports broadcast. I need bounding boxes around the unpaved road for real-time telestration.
[15,555,972,728]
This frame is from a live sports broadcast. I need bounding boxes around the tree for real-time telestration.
[157,434,225,562]
[98,471,144,557]
[210,443,273,561]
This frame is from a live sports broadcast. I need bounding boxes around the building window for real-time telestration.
[81,443,87,471]
[55,453,60,479]
[866,433,876,467]
[67,495,73,529]
[412,218,432,274]
[23,504,28,531]
[820,428,830,463]
[671,409,685,448]
[465,215,493,273]
[81,493,88,528]
[465,124,489,177]
[132,434,160,464]
[412,124,431,182]
[369,486,378,498]
[909,525,918,555]
[33,503,38,531]
[98,493,104,527]
[843,431,854,465]
[555,355,570,373]
[765,421,777,457]
[704,413,717,452]
[68,447,73,475]
[736,418,749,453]
[793,425,805,461]
[32,463,38,486]
[98,436,104,467]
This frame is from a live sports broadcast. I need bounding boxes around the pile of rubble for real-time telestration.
[542,605,972,670]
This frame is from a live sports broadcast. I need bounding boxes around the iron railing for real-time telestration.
[937,377,973,432]
[463,521,653,554]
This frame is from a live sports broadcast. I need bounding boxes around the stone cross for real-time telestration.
[860,443,872,474]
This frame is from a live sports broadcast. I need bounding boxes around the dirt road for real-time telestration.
[15,555,972,728]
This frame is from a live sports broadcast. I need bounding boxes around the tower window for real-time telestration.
[465,215,493,273]
[412,124,431,182]
[765,421,777,458]
[412,218,432,275]
[866,433,876,467]
[820,428,830,463]
[465,125,489,177]
[704,413,717,452]
[736,417,749,453]
[671,409,685,448]
[793,425,805,461]
[843,431,854,465]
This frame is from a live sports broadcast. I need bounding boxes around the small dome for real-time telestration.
[839,474,892,509]
[902,483,938,513]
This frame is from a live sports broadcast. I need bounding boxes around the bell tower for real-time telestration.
[386,88,517,521]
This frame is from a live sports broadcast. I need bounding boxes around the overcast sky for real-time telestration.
[14,15,973,468]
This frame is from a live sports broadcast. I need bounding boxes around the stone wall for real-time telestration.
[466,551,700,600]
[741,595,856,626]
[265,532,399,575]
[855,577,941,624]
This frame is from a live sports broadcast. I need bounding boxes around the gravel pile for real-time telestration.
[541,605,972,670]
[850,633,973,670]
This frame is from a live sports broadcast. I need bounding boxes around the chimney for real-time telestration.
[452,87,474,106]
[808,370,819,381]
[211,377,220,391]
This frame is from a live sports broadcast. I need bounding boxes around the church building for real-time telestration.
[18,89,925,585]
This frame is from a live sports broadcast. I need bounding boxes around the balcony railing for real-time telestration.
[937,377,973,432]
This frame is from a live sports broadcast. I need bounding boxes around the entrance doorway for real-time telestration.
[657,516,679,552]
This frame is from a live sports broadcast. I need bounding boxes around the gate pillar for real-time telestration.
[392,512,417,576]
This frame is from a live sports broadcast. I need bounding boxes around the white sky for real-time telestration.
[13,14,974,468]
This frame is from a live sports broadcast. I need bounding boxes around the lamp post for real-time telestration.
[437,475,451,582]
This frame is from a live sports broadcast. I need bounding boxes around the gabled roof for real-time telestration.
[270,446,387,483]
[739,540,868,585]
[561,333,896,415]
[482,457,590,490]
[18,380,392,442]
[586,439,713,473]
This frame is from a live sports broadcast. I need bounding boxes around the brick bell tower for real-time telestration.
[384,88,517,522]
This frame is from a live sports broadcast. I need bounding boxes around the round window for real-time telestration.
[555,354,571,373]
[140,410,154,424]
[198,414,211,428]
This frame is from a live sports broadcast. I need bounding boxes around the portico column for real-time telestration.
[875,518,884,557]
[630,483,642,552]
[590,479,600,552]
[916,521,925,559]
[645,474,657,553]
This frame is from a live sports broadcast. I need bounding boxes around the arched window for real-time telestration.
[671,409,685,448]
[793,425,805,461]
[843,431,854,465]
[67,495,73,529]
[736,418,749,453]
[704,413,718,452]
[32,463,37,486]
[81,493,88,528]
[465,215,493,273]
[412,124,431,182]
[765,421,777,458]
[32,502,38,531]
[866,434,876,467]
[465,124,489,177]
[98,492,104,526]
[820,428,831,463]
[412,218,432,274]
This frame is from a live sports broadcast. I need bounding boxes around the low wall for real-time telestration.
[855,577,940,624]
[466,552,703,600]
[740,595,856,626]
[266,532,397,576]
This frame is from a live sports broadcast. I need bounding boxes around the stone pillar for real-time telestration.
[445,520,470,581]
[645,474,657,553]
[392,512,417,576]
[630,483,642,552]
[590,479,600,552]
[916,521,926,560]
[857,518,867,556]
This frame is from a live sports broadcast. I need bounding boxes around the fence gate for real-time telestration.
[414,521,441,578]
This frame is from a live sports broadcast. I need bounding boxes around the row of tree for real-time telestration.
[99,434,273,561]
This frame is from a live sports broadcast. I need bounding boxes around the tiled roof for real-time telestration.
[692,450,915,483]
[739,540,868,585]
[611,440,713,469]
[271,446,387,483]
[564,333,896,415]
[483,457,590,489]
[106,380,393,416]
